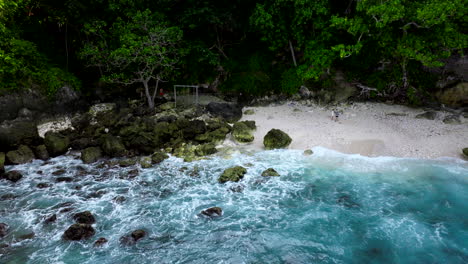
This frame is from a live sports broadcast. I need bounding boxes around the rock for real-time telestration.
[232,122,254,143]
[303,149,313,155]
[462,148,468,158]
[299,86,311,98]
[173,143,198,162]
[0,120,41,151]
[119,158,137,167]
[0,223,8,238]
[94,237,108,247]
[263,129,292,150]
[206,102,242,123]
[151,152,169,164]
[443,115,461,124]
[73,211,96,224]
[182,120,206,139]
[70,137,98,150]
[89,103,116,118]
[81,147,102,164]
[195,143,217,156]
[218,166,247,183]
[44,214,57,224]
[243,109,255,115]
[140,156,152,168]
[101,136,126,157]
[6,145,35,164]
[1,171,23,182]
[52,169,67,176]
[34,145,49,160]
[332,70,357,102]
[415,111,437,120]
[240,120,256,130]
[120,229,146,245]
[159,102,175,111]
[63,224,95,240]
[37,183,51,188]
[436,82,468,107]
[56,177,73,182]
[113,196,126,203]
[44,132,70,157]
[261,168,280,177]
[0,152,4,173]
[201,207,223,217]
[17,232,35,241]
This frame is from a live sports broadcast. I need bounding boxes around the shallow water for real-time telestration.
[1,147,467,264]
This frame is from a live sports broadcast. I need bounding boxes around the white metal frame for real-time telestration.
[173,85,199,107]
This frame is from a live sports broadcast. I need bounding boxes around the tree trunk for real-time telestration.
[143,80,154,109]
[289,40,297,67]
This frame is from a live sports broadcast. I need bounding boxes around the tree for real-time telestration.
[80,9,182,108]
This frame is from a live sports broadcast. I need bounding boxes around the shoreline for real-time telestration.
[238,101,468,160]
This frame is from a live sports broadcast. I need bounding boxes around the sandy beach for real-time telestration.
[238,102,468,159]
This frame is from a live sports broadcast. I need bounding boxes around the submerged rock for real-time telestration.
[206,102,242,123]
[17,232,35,241]
[120,229,147,245]
[44,214,57,224]
[94,237,108,247]
[443,115,461,124]
[1,171,23,182]
[139,156,152,168]
[52,169,67,176]
[303,149,313,155]
[37,182,51,188]
[34,145,49,160]
[81,147,102,164]
[56,177,73,182]
[219,166,247,183]
[63,224,95,240]
[263,129,292,150]
[415,111,437,120]
[0,223,8,238]
[201,207,223,217]
[45,132,70,157]
[73,211,96,224]
[101,135,126,157]
[261,168,280,177]
[6,145,35,164]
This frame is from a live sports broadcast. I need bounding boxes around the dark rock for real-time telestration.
[219,166,247,183]
[462,148,468,157]
[299,86,311,98]
[101,135,126,157]
[6,145,35,164]
[443,115,461,124]
[63,223,95,240]
[1,193,17,200]
[261,168,280,177]
[201,207,223,217]
[70,137,98,150]
[59,207,74,214]
[337,195,360,209]
[17,232,35,241]
[206,102,242,123]
[44,132,70,157]
[120,229,146,245]
[139,156,152,168]
[1,170,23,182]
[34,145,49,160]
[113,196,126,203]
[0,223,8,238]
[73,211,96,224]
[52,169,67,176]
[263,129,292,150]
[56,177,73,182]
[37,182,51,188]
[182,120,206,139]
[131,229,146,241]
[94,237,108,247]
[151,152,169,164]
[0,120,41,151]
[87,190,107,199]
[119,158,137,167]
[229,184,244,193]
[44,214,57,224]
[415,111,437,120]
[81,147,102,164]
[0,152,4,173]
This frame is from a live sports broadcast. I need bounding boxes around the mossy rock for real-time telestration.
[218,166,247,183]
[195,143,218,156]
[182,120,206,139]
[44,132,70,157]
[140,156,152,168]
[303,149,313,156]
[261,168,280,177]
[263,129,292,150]
[195,127,230,144]
[151,151,169,164]
[463,148,468,158]
[244,109,255,115]
[232,122,254,143]
[6,145,35,164]
[0,152,5,173]
[119,158,137,167]
[239,120,256,130]
[101,136,126,157]
[34,145,49,160]
[159,102,175,111]
[81,147,102,164]
[173,143,199,162]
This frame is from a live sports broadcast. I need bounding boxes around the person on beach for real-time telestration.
[331,110,340,122]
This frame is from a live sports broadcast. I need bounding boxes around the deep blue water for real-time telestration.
[1,148,467,264]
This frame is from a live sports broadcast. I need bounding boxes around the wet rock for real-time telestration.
[1,193,17,200]
[151,151,169,164]
[113,196,126,203]
[139,156,152,168]
[120,169,139,179]
[131,229,146,241]
[101,135,126,157]
[261,168,280,177]
[119,158,137,167]
[52,169,67,176]
[195,143,217,156]
[303,149,313,155]
[34,145,49,160]
[37,182,51,188]
[73,211,96,224]
[44,214,57,224]
[17,232,35,241]
[87,190,107,199]
[81,147,102,164]
[120,229,146,245]
[462,148,468,158]
[0,152,4,173]
[443,115,461,124]
[0,223,8,238]
[59,207,74,214]
[229,184,244,193]
[243,109,255,115]
[56,177,73,182]
[206,102,242,123]
[6,145,35,164]
[218,166,247,183]
[232,122,255,143]
[94,237,108,247]
[182,120,206,139]
[263,129,292,150]
[415,111,437,120]
[1,170,23,182]
[45,132,70,157]
[201,207,223,217]
[63,223,95,240]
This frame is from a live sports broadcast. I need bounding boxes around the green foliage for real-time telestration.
[280,68,301,95]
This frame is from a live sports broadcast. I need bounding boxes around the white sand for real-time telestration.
[239,102,468,159]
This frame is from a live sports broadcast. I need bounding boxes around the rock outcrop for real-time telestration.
[63,224,95,240]
[6,145,35,164]
[206,102,242,123]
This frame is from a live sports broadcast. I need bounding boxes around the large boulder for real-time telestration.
[261,168,280,177]
[263,129,292,150]
[34,145,49,160]
[81,147,102,164]
[73,211,96,224]
[44,132,70,157]
[232,121,255,143]
[206,102,242,123]
[218,166,247,183]
[462,148,468,157]
[6,145,35,164]
[436,82,468,107]
[1,171,23,182]
[0,120,41,151]
[63,224,95,241]
[0,152,5,173]
[151,151,169,164]
[0,223,8,238]
[101,136,126,157]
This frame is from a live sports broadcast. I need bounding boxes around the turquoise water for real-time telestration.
[1,148,467,264]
